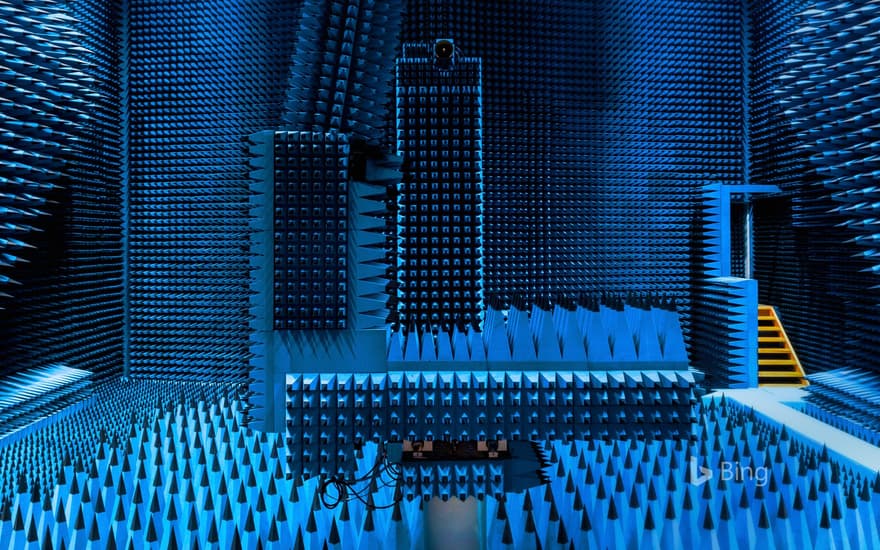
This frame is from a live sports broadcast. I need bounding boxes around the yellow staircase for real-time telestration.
[757,305,808,387]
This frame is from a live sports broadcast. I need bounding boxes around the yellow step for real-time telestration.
[756,304,808,388]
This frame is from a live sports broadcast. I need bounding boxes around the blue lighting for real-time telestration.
[0,0,878,548]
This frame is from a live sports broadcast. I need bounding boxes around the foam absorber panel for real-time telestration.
[751,196,842,375]
[0,0,125,381]
[395,42,484,332]
[754,0,880,376]
[804,367,880,446]
[126,0,299,379]
[1,389,878,548]
[747,0,809,193]
[514,397,880,549]
[280,0,404,327]
[268,131,350,330]
[386,301,689,369]
[247,130,399,428]
[282,0,404,143]
[0,379,238,518]
[0,365,93,440]
[286,369,699,477]
[690,277,758,389]
[399,1,744,341]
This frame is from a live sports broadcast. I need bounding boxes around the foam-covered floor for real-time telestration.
[0,382,877,549]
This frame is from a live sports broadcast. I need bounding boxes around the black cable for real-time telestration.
[317,446,403,510]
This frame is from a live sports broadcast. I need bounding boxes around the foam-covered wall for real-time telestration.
[400,0,745,334]
[749,0,880,375]
[124,1,750,386]
[281,0,403,143]
[126,0,300,379]
[0,0,125,382]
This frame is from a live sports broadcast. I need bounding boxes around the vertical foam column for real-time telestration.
[395,43,484,332]
[400,1,743,341]
[348,146,399,330]
[692,185,759,388]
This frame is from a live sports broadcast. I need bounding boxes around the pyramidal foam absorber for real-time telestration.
[385,301,689,368]
[0,0,125,381]
[769,0,880,375]
[0,379,238,519]
[690,184,759,389]
[747,0,809,193]
[1,387,878,548]
[126,0,298,379]
[804,367,880,446]
[398,1,744,347]
[395,42,484,332]
[285,368,698,477]
[0,365,93,439]
[282,0,404,143]
[268,131,350,331]
[0,1,84,293]
[252,131,398,332]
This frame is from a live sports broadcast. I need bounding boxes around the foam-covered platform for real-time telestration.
[285,369,699,476]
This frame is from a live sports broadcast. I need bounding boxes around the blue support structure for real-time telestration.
[692,184,779,389]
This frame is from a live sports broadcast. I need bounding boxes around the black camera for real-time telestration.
[435,39,454,59]
[434,38,455,69]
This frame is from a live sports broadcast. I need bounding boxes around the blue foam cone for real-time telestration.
[716,503,738,550]
[840,495,878,548]
[659,517,683,550]
[733,500,757,549]
[828,510,855,550]
[784,504,812,550]
[603,500,627,547]
[636,505,662,550]
[856,499,880,548]
[811,511,839,550]
[356,514,381,550]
